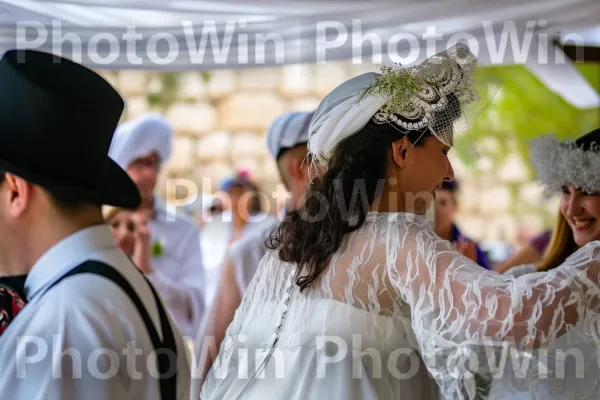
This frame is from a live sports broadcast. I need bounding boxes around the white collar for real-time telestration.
[25,224,117,301]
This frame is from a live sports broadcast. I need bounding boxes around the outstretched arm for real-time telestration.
[385,213,600,398]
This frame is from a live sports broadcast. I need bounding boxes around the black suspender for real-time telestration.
[45,260,177,399]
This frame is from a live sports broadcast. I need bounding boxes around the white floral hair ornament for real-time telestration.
[530,129,600,196]
[307,43,501,168]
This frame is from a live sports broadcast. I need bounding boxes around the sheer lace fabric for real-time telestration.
[201,212,600,399]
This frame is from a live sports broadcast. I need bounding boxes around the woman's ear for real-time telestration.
[390,136,411,169]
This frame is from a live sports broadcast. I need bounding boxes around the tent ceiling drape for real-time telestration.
[0,0,599,108]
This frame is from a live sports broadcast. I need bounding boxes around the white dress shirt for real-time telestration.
[147,197,206,338]
[0,224,191,400]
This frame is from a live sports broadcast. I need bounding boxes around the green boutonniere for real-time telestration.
[152,239,165,258]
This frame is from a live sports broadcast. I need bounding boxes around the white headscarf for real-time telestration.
[308,44,496,166]
[308,72,388,165]
[109,112,172,169]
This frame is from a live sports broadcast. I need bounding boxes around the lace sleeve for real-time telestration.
[384,213,600,398]
[502,263,537,278]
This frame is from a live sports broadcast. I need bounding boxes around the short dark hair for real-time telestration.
[47,189,94,213]
[0,172,91,213]
[441,180,459,192]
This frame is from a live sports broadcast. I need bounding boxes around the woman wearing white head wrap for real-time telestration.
[201,44,600,400]
[109,112,172,170]
[109,113,207,340]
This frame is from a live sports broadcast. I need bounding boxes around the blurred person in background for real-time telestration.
[218,170,277,244]
[109,112,206,338]
[494,228,551,273]
[200,170,278,305]
[191,111,314,394]
[434,180,491,269]
[103,206,155,275]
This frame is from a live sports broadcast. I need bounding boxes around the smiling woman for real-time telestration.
[523,128,600,273]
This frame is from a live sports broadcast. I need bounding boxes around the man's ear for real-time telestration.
[390,136,411,169]
[287,158,303,182]
[2,173,31,218]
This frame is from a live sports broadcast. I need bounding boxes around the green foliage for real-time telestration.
[459,63,600,170]
[200,71,213,83]
[146,72,180,112]
[455,63,599,226]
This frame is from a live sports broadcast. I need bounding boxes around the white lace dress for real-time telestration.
[201,212,600,399]
[487,264,600,399]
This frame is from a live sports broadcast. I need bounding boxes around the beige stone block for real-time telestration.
[124,96,148,119]
[118,70,149,96]
[520,182,545,204]
[350,62,380,76]
[239,67,279,90]
[291,97,322,112]
[456,184,480,213]
[479,186,511,213]
[315,63,349,98]
[167,103,217,134]
[194,162,233,193]
[473,155,495,173]
[232,157,260,178]
[148,74,162,92]
[448,153,469,177]
[498,154,530,182]
[231,132,267,158]
[279,64,314,97]
[219,92,286,131]
[179,72,207,99]
[165,137,194,172]
[196,133,231,161]
[97,70,120,88]
[206,69,237,99]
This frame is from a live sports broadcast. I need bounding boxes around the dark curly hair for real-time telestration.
[267,91,462,292]
[266,119,437,291]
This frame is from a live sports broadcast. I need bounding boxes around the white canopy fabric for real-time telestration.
[1,0,599,108]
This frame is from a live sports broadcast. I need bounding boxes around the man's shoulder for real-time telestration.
[230,220,279,256]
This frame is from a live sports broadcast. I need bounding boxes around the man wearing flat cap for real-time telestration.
[0,50,189,399]
[109,113,206,339]
[192,111,315,391]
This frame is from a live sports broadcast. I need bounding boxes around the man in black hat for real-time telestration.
[0,50,189,399]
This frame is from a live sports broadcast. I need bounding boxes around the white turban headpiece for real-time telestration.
[308,43,500,166]
[109,112,172,169]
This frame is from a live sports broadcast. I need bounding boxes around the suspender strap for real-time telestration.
[46,260,177,400]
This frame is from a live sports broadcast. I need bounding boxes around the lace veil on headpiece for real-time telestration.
[307,43,500,167]
[530,128,600,195]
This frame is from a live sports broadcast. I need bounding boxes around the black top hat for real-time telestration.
[575,128,600,151]
[0,49,140,208]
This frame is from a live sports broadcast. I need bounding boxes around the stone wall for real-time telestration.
[97,62,559,246]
